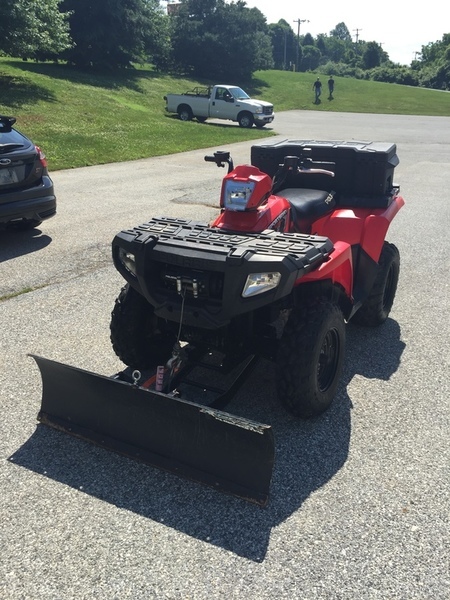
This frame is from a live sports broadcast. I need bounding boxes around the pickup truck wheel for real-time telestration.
[178,105,193,121]
[238,112,254,128]
[276,301,346,418]
[352,242,400,327]
[110,284,176,369]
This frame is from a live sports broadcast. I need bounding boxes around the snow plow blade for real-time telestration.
[31,355,275,506]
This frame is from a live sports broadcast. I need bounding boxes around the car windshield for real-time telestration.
[229,87,250,100]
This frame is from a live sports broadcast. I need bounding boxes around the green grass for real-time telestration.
[1,58,449,171]
[254,70,450,116]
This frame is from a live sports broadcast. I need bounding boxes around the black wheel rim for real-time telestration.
[317,328,340,392]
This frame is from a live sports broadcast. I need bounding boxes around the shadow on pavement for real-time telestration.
[0,228,52,263]
[9,319,405,561]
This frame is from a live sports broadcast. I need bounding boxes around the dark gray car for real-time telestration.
[0,115,56,230]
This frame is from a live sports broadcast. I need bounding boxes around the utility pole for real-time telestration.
[293,18,309,71]
[353,28,362,43]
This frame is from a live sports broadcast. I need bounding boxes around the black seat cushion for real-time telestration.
[278,188,336,232]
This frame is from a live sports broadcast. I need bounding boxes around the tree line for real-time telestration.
[0,0,448,90]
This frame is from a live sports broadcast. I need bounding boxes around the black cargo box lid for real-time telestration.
[251,139,399,204]
[251,140,398,169]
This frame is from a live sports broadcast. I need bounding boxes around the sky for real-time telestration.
[243,0,450,66]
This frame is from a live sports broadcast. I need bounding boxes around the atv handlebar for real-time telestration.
[271,155,335,195]
[205,151,234,173]
[299,167,335,177]
[281,155,335,177]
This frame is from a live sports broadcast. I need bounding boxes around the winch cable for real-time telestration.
[165,282,187,391]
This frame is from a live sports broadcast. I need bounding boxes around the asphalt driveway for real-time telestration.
[1,110,449,599]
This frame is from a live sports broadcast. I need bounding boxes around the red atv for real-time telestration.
[110,140,403,418]
[32,140,404,505]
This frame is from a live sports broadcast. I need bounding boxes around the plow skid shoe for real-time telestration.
[31,355,275,506]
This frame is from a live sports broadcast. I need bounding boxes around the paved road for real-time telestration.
[1,111,449,599]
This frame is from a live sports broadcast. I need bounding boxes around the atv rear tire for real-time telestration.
[276,301,346,418]
[352,242,400,327]
[110,284,176,369]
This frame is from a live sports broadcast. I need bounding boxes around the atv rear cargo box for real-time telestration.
[251,140,399,207]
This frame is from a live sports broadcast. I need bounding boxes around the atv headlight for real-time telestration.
[223,180,256,211]
[242,272,281,298]
[118,247,136,275]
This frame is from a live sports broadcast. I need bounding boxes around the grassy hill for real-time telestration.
[1,58,448,171]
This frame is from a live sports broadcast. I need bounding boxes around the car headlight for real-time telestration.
[242,272,281,298]
[118,247,136,275]
[254,107,263,114]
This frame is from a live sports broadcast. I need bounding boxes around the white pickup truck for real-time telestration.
[163,84,275,128]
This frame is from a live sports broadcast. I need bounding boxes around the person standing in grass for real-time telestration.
[328,76,335,99]
[313,77,322,103]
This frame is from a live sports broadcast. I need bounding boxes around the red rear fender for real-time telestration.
[313,195,404,262]
[361,195,405,261]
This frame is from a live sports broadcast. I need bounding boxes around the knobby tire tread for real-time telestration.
[276,300,345,418]
[352,242,400,327]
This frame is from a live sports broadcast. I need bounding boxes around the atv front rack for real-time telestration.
[112,217,334,329]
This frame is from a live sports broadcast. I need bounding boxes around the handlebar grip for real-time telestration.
[204,155,217,162]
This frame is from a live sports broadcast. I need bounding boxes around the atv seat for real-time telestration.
[279,188,336,233]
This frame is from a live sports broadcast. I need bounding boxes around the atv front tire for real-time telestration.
[352,242,400,327]
[110,284,176,369]
[276,301,346,418]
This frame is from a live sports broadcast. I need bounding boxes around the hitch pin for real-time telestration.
[132,370,142,386]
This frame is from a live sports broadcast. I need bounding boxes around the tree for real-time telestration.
[420,34,450,64]
[413,34,450,89]
[330,22,352,43]
[316,34,348,63]
[61,0,169,69]
[362,41,383,69]
[0,0,71,59]
[170,0,273,80]
[269,20,296,70]
[302,33,315,47]
[300,46,321,71]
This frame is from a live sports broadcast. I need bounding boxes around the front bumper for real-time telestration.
[113,217,333,330]
[254,113,275,124]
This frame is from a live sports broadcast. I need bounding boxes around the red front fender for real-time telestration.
[299,240,354,299]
